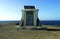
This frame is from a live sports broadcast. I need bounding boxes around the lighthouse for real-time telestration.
[20,6,40,26]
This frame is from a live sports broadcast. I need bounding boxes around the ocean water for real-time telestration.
[0,21,20,25]
[0,20,60,26]
[40,20,60,26]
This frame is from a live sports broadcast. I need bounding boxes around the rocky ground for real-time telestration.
[0,25,60,39]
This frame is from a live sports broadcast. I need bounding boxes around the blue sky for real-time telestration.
[0,0,60,21]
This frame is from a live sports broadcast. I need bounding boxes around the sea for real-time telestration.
[40,20,60,26]
[0,20,60,26]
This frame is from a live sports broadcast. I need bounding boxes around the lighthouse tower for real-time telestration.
[20,6,40,26]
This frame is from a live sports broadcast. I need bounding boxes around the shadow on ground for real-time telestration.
[30,27,60,31]
[47,29,60,31]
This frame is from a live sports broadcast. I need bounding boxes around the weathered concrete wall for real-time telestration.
[21,8,39,26]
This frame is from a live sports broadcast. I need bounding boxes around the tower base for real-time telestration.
[20,18,41,26]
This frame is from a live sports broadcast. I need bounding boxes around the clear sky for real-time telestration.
[0,0,60,21]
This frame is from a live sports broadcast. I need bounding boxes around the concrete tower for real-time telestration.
[20,6,40,26]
